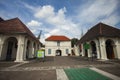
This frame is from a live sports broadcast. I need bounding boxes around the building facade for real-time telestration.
[76,23,120,60]
[45,35,71,56]
[0,18,41,62]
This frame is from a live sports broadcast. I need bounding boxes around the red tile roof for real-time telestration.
[78,22,120,44]
[0,18,39,42]
[45,35,70,41]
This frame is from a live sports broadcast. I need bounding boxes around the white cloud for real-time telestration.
[24,5,80,43]
[102,14,120,26]
[31,29,36,33]
[23,0,119,44]
[77,0,118,25]
[27,20,42,27]
[34,5,55,19]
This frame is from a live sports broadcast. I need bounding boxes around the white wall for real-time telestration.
[0,34,41,62]
[77,37,120,60]
[45,41,71,56]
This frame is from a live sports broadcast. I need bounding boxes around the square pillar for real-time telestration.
[96,45,101,59]
[115,40,120,59]
[29,41,34,58]
[81,44,85,56]
[0,43,4,60]
[23,38,28,60]
[99,38,107,60]
[87,49,91,57]
[0,35,5,60]
[34,43,38,58]
[74,45,80,56]
[95,40,101,59]
[15,35,25,62]
[116,44,120,59]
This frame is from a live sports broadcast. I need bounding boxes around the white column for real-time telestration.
[0,35,7,60]
[95,40,101,59]
[15,35,25,62]
[23,38,27,60]
[115,40,120,59]
[81,43,85,56]
[35,43,38,57]
[74,45,80,56]
[87,42,91,57]
[0,35,4,60]
[29,41,33,58]
[31,42,34,58]
[96,45,101,59]
[0,43,4,60]
[99,38,107,60]
[87,49,91,57]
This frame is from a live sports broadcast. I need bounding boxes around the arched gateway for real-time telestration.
[90,41,97,58]
[2,37,18,61]
[105,39,115,59]
[56,50,62,56]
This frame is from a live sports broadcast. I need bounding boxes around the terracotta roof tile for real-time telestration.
[0,18,39,42]
[45,35,70,41]
[79,23,120,43]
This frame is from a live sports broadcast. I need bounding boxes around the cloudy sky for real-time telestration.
[0,0,120,43]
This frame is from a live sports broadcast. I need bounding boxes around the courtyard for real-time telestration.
[0,56,120,80]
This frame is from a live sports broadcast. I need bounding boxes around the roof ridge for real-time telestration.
[99,23,102,35]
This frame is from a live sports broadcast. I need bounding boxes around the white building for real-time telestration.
[0,18,41,62]
[45,35,71,56]
[76,23,120,60]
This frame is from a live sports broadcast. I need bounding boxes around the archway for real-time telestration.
[3,37,18,61]
[105,39,115,59]
[90,41,97,58]
[56,50,62,56]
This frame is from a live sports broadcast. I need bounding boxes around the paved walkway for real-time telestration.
[0,56,120,80]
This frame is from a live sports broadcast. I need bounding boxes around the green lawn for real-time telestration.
[64,68,112,80]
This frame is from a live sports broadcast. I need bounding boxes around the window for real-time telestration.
[48,49,51,54]
[57,41,60,46]
[66,49,69,54]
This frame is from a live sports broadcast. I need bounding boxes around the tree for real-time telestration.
[71,38,78,47]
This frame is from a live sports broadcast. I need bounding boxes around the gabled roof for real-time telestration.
[45,35,70,41]
[79,22,120,43]
[0,18,39,42]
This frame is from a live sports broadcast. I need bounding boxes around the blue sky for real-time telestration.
[0,0,120,43]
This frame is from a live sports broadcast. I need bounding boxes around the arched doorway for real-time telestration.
[26,40,30,59]
[105,39,115,59]
[90,41,97,58]
[56,50,62,56]
[3,37,18,61]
